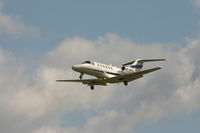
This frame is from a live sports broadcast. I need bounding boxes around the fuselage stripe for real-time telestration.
[86,68,121,76]
[106,72,121,76]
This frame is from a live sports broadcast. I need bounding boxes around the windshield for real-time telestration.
[82,61,91,64]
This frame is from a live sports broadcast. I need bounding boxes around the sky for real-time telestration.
[0,0,200,133]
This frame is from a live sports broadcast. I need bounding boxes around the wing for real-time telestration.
[107,67,162,83]
[134,67,162,75]
[123,59,165,66]
[56,67,161,85]
[56,79,107,86]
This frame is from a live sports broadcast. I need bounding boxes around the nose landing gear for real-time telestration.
[90,85,94,90]
[79,73,84,79]
[123,81,128,86]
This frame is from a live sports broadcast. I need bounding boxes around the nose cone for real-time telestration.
[72,65,78,71]
[72,64,85,73]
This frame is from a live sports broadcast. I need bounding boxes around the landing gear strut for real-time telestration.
[90,85,94,90]
[124,81,128,86]
[79,73,84,79]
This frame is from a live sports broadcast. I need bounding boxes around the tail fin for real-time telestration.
[125,59,165,72]
[129,59,144,72]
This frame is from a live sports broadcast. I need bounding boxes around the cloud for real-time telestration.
[0,1,4,10]
[193,0,200,8]
[0,1,39,37]
[0,34,200,133]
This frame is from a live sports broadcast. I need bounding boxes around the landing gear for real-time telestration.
[90,85,94,90]
[124,81,128,86]
[79,73,84,79]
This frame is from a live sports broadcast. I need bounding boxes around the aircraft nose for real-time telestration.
[72,64,85,72]
[72,65,80,71]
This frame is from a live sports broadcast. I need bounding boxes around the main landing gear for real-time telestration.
[123,81,128,86]
[90,85,94,90]
[79,73,84,79]
[79,73,94,90]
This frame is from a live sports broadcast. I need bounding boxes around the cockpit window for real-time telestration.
[82,61,91,64]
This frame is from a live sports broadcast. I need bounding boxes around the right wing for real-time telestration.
[56,79,107,86]
[134,67,162,75]
[108,67,162,82]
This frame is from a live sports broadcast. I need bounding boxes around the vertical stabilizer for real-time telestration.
[122,59,165,72]
[129,59,143,72]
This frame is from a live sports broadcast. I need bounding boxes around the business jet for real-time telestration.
[56,59,165,90]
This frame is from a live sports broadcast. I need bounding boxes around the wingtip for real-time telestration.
[56,80,63,82]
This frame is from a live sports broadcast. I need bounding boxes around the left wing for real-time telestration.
[56,79,107,86]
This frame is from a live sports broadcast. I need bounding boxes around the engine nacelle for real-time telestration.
[121,66,126,71]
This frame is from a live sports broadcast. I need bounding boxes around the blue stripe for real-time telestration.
[130,65,143,68]
[87,68,121,76]
[106,72,121,76]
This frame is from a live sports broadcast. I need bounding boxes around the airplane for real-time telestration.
[56,59,165,90]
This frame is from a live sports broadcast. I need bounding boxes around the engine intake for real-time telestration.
[121,66,126,71]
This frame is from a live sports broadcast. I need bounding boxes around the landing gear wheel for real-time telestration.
[79,73,84,79]
[124,81,128,86]
[90,85,94,90]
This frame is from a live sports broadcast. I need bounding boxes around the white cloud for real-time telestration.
[0,34,200,133]
[0,1,39,37]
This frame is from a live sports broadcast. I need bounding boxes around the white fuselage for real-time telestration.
[72,61,134,79]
